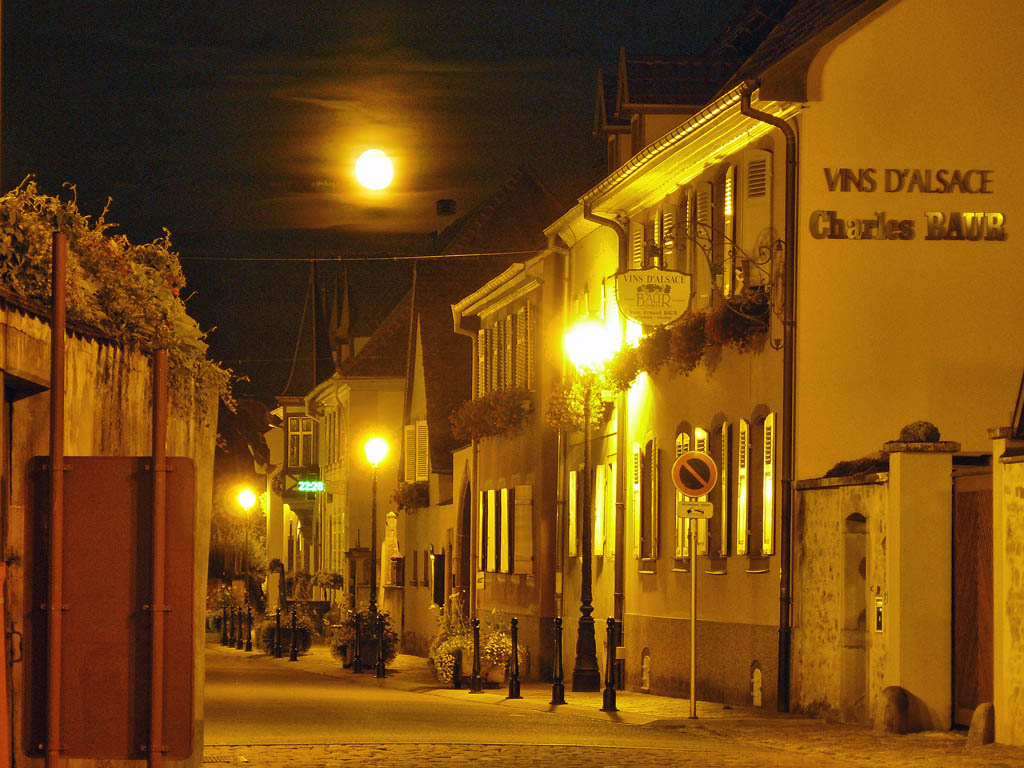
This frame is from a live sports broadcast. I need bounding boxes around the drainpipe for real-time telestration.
[547,235,570,623]
[575,209,629,626]
[740,80,797,713]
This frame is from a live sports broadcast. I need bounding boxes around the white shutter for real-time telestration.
[504,314,515,389]
[763,412,776,555]
[719,422,730,557]
[631,443,641,558]
[415,420,428,482]
[568,470,578,558]
[513,485,533,574]
[606,462,617,558]
[500,488,512,573]
[404,425,416,483]
[694,427,709,555]
[476,329,486,397]
[662,207,676,269]
[724,164,737,297]
[631,223,644,269]
[594,463,606,556]
[525,304,536,391]
[741,149,773,287]
[649,436,659,559]
[695,181,713,307]
[515,307,527,388]
[684,189,695,276]
[737,419,750,556]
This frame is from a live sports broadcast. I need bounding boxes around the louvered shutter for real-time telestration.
[695,181,713,307]
[631,223,644,269]
[415,420,428,481]
[476,329,487,397]
[513,485,533,574]
[487,489,498,571]
[515,307,527,388]
[649,436,659,559]
[504,314,515,389]
[675,433,691,558]
[694,428,709,555]
[594,463,606,556]
[737,419,750,556]
[606,462,617,558]
[724,164,737,297]
[404,425,416,482]
[631,443,641,558]
[500,488,513,573]
[568,470,578,558]
[525,304,536,390]
[718,422,730,557]
[762,412,776,555]
[741,149,773,287]
[662,207,677,270]
[684,189,695,276]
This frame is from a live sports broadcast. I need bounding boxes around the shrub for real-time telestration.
[256,609,316,655]
[669,312,708,373]
[450,387,532,441]
[328,608,398,666]
[426,596,518,685]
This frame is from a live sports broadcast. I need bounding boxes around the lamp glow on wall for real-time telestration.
[564,315,618,691]
[364,436,389,618]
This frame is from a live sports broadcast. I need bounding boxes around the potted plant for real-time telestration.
[329,607,398,668]
[391,480,429,511]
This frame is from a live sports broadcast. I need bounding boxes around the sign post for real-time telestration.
[671,451,718,719]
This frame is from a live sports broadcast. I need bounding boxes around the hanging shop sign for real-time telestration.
[810,167,1007,241]
[614,267,692,326]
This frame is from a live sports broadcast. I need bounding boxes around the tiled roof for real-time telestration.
[595,68,629,134]
[336,290,411,379]
[703,0,799,59]
[618,48,743,108]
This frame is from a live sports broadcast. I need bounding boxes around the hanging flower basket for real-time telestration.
[544,379,610,431]
[669,311,708,373]
[392,480,429,511]
[450,387,532,442]
[705,288,770,351]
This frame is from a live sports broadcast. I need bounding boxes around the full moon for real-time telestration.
[355,149,394,190]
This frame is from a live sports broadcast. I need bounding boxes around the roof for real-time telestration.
[335,290,411,379]
[703,0,800,60]
[595,68,630,135]
[617,47,744,110]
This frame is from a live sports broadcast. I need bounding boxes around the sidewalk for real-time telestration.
[206,640,1024,767]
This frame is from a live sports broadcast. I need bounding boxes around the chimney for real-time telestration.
[436,198,457,237]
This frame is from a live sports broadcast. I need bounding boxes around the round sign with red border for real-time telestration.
[671,451,718,497]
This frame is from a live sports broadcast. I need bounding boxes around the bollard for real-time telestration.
[601,618,618,712]
[288,606,298,662]
[550,617,565,705]
[274,607,283,658]
[352,613,363,673]
[507,617,521,699]
[245,604,253,652]
[453,647,463,689]
[220,606,228,645]
[227,606,234,647]
[233,607,242,649]
[469,618,483,693]
[375,612,387,678]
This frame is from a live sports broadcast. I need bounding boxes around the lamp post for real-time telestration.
[564,316,617,692]
[363,436,389,618]
[237,488,257,652]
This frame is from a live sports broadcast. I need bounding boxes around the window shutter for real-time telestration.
[649,436,659,559]
[684,189,695,276]
[516,307,527,388]
[487,489,498,571]
[594,463,606,556]
[478,491,487,570]
[606,462,617,558]
[415,419,428,481]
[718,422,730,557]
[723,164,737,297]
[504,314,515,389]
[513,485,533,574]
[567,470,578,558]
[404,424,416,483]
[631,443,641,558]
[525,304,536,391]
[631,223,644,269]
[675,433,690,558]
[500,488,513,573]
[737,419,750,556]
[476,329,487,397]
[661,207,676,269]
[695,181,713,307]
[762,412,776,555]
[741,149,773,287]
[694,427,709,556]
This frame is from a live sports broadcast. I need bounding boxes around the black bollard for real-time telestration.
[245,604,253,652]
[220,606,228,645]
[550,617,566,705]
[469,618,483,693]
[452,647,463,689]
[274,607,283,658]
[601,618,618,712]
[233,607,242,649]
[507,617,521,699]
[352,613,363,673]
[288,605,298,661]
[375,612,387,678]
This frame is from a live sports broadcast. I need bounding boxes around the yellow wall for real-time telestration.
[796,0,1024,478]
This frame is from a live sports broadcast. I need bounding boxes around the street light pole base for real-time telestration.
[572,668,601,692]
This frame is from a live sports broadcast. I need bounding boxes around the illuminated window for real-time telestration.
[632,435,660,562]
[288,415,316,468]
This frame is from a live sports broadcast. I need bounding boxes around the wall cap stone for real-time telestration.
[988,426,1016,439]
[795,472,888,490]
[882,440,960,454]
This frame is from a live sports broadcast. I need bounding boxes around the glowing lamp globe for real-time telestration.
[355,149,394,190]
[364,436,389,467]
[565,317,617,373]
[237,488,257,511]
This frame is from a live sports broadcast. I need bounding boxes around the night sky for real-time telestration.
[3,1,747,401]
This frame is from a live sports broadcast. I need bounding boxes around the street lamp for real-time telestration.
[564,316,617,692]
[363,436,389,618]
[237,487,257,651]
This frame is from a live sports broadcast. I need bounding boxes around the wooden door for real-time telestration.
[952,471,993,726]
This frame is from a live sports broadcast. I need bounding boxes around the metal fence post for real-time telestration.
[274,607,282,658]
[288,606,298,662]
[352,613,363,673]
[601,618,618,712]
[220,606,228,645]
[550,617,565,705]
[375,613,387,678]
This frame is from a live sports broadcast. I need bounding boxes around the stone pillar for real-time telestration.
[883,439,959,731]
[989,427,1024,745]
[266,478,285,563]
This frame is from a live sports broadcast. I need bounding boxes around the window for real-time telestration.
[709,422,730,559]
[746,411,776,560]
[288,415,315,467]
[477,303,536,396]
[403,420,428,482]
[632,435,659,562]
[432,551,445,605]
[423,550,431,589]
[674,432,691,563]
[568,470,578,557]
[500,488,515,573]
[762,412,776,556]
[594,462,616,557]
[694,428,709,556]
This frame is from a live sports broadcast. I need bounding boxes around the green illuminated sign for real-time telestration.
[297,479,325,492]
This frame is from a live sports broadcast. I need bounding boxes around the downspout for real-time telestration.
[740,81,797,713]
[577,207,629,626]
[546,235,570,623]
